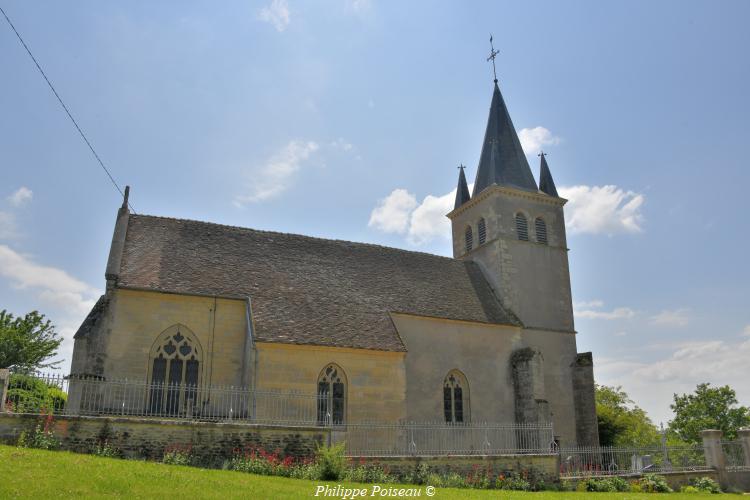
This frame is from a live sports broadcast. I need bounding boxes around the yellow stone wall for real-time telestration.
[254,343,407,424]
[103,288,248,387]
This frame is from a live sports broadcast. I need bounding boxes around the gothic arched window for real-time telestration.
[465,226,473,252]
[515,213,529,241]
[148,325,202,416]
[478,218,487,245]
[443,370,469,423]
[317,364,346,425]
[535,217,548,245]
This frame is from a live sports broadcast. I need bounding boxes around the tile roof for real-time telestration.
[117,215,521,352]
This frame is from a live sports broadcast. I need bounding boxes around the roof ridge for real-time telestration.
[130,213,462,263]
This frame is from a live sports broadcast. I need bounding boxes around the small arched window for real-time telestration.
[148,325,202,417]
[515,213,529,241]
[535,217,548,245]
[465,226,473,252]
[477,218,487,245]
[443,370,469,423]
[317,364,346,425]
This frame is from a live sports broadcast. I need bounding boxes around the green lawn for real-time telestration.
[0,445,719,499]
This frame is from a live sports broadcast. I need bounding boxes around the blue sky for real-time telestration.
[1,0,748,424]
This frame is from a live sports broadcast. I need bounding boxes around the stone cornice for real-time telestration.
[447,185,567,219]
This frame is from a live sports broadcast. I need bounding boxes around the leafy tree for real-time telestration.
[0,310,62,372]
[669,383,750,443]
[596,384,660,446]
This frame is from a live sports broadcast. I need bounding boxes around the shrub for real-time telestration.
[582,476,631,492]
[6,374,66,413]
[402,463,430,485]
[162,444,193,466]
[495,472,531,491]
[690,476,722,494]
[316,442,346,480]
[93,440,122,458]
[442,472,467,488]
[681,486,700,493]
[638,473,673,493]
[425,473,444,487]
[17,413,59,450]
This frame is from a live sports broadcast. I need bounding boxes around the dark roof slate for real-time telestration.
[454,167,471,209]
[538,154,559,197]
[472,82,538,196]
[117,215,520,352]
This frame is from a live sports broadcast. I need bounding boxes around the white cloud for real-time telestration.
[369,184,474,245]
[574,300,636,320]
[518,126,561,155]
[258,0,290,32]
[650,308,690,327]
[368,189,417,234]
[330,138,354,152]
[743,325,750,337]
[0,245,96,302]
[8,186,33,207]
[595,335,750,424]
[559,185,645,235]
[234,140,319,206]
[0,244,100,371]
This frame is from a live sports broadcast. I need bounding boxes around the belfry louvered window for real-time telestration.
[515,213,529,241]
[465,226,473,252]
[317,364,346,425]
[535,217,548,245]
[477,218,487,245]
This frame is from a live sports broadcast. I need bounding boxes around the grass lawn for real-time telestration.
[0,445,720,499]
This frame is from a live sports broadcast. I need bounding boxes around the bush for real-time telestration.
[681,486,700,493]
[690,476,722,494]
[582,476,630,492]
[638,473,673,493]
[495,472,531,491]
[93,440,122,458]
[162,444,193,466]
[6,374,66,413]
[316,442,346,480]
[17,414,59,450]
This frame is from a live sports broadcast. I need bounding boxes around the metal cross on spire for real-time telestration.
[538,150,548,157]
[458,163,466,170]
[487,35,499,83]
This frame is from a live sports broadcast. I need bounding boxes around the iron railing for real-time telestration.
[5,372,322,426]
[722,440,750,471]
[337,421,556,457]
[559,443,709,478]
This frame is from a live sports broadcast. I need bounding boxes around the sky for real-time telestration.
[1,0,748,426]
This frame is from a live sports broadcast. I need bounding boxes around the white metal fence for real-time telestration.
[723,440,750,472]
[559,443,709,478]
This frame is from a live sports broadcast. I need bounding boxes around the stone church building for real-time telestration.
[71,80,599,447]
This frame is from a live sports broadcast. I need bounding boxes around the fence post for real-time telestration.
[738,428,750,467]
[701,429,727,489]
[0,369,9,412]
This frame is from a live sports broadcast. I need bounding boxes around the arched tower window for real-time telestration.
[317,364,346,425]
[443,370,469,423]
[148,324,202,416]
[535,217,548,245]
[477,218,487,245]
[515,213,529,241]
[465,226,473,252]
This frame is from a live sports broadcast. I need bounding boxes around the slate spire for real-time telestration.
[472,82,538,196]
[454,165,471,209]
[538,152,559,197]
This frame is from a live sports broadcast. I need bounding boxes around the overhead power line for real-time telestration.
[0,5,135,212]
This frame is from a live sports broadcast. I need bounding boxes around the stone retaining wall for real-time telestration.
[0,413,326,463]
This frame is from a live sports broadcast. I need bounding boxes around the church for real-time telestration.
[70,76,599,448]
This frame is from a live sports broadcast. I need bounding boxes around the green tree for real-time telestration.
[596,384,660,446]
[0,310,62,372]
[669,383,750,443]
